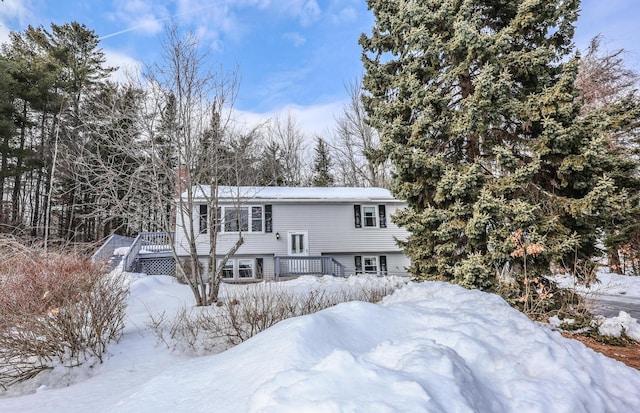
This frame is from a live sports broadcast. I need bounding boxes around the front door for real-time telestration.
[288,231,309,256]
[287,231,309,274]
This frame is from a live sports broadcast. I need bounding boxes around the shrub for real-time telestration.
[176,257,203,285]
[148,280,402,354]
[0,239,128,389]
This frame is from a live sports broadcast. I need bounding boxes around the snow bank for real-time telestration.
[551,268,640,340]
[595,311,640,340]
[2,276,639,412]
[114,282,640,412]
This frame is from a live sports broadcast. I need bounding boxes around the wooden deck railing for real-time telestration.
[274,256,346,280]
[122,232,173,272]
[120,233,347,280]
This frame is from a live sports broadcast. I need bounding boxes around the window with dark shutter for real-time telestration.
[379,255,387,275]
[355,255,362,274]
[265,204,273,233]
[378,205,387,228]
[363,206,377,227]
[354,205,362,228]
[199,204,208,234]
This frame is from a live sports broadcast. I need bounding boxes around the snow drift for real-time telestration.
[1,276,639,412]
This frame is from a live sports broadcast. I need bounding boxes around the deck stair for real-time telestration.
[91,234,135,270]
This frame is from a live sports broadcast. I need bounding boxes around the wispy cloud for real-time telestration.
[235,100,345,141]
[105,0,169,38]
[103,48,143,82]
[267,0,322,26]
[171,0,323,46]
[0,0,33,22]
[250,65,315,110]
[296,0,321,26]
[330,7,357,25]
[173,0,238,49]
[0,0,35,44]
[283,32,306,47]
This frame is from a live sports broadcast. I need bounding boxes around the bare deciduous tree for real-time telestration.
[331,81,391,188]
[143,25,249,305]
[576,35,639,115]
[75,24,248,305]
[265,111,308,186]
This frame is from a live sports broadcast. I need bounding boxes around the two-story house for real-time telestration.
[101,186,411,280]
[173,186,410,281]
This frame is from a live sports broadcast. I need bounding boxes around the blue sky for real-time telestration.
[0,0,638,137]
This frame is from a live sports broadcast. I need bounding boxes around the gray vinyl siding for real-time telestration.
[173,197,412,283]
[177,202,409,257]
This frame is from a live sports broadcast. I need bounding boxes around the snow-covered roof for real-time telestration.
[183,186,403,203]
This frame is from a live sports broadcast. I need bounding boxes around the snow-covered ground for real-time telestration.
[552,268,640,340]
[1,270,640,412]
[553,268,640,299]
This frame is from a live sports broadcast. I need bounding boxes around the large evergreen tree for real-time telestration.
[34,22,114,242]
[575,36,640,275]
[360,0,636,297]
[0,28,61,235]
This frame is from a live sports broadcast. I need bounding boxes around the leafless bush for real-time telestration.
[0,240,127,389]
[176,258,204,285]
[148,281,401,353]
[146,307,209,354]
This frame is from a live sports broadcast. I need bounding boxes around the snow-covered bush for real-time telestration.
[0,240,127,389]
[148,280,401,354]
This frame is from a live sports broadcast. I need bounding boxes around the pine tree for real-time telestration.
[0,56,20,226]
[575,36,640,275]
[46,22,115,241]
[360,0,635,294]
[1,27,64,237]
[311,137,334,187]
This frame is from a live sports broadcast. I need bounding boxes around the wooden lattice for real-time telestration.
[139,257,176,276]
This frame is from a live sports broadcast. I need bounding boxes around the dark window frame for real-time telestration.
[199,204,208,234]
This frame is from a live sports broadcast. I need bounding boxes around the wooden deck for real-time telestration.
[110,232,346,279]
[274,256,345,279]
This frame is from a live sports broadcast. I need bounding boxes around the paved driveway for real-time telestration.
[589,294,640,320]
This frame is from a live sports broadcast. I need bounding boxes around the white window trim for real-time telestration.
[362,205,378,228]
[217,205,265,234]
[219,259,235,279]
[238,259,254,279]
[217,258,256,279]
[363,256,378,274]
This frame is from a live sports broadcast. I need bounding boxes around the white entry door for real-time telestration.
[287,231,309,274]
[287,231,309,256]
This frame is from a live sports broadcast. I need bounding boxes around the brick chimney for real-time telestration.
[172,164,190,230]
[175,164,190,197]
